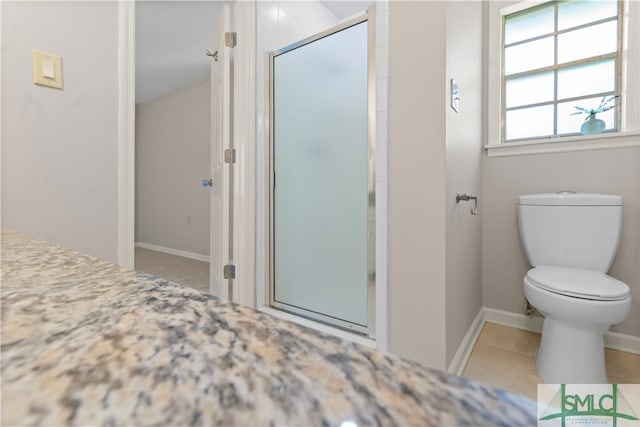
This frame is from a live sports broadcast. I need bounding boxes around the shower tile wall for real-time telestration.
[255,0,389,348]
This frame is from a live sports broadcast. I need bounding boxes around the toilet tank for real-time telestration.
[517,192,622,272]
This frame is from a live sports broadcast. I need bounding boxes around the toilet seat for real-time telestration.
[526,266,630,301]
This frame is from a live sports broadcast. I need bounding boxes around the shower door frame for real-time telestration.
[267,6,376,337]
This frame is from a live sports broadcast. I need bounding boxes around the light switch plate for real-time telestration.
[33,49,63,89]
[450,78,459,113]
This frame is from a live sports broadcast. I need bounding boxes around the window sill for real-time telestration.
[485,131,640,157]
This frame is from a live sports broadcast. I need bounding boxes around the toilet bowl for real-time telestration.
[517,192,631,384]
[523,266,631,384]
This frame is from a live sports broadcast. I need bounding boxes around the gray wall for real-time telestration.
[445,1,483,366]
[388,1,484,370]
[482,147,640,336]
[1,1,119,262]
[388,0,448,369]
[135,79,211,256]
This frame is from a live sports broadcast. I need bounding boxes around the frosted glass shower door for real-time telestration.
[270,18,372,332]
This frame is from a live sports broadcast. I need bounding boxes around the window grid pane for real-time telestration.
[506,71,554,108]
[557,59,615,100]
[506,105,555,140]
[558,0,618,31]
[557,20,618,64]
[557,96,617,135]
[504,37,555,75]
[502,0,620,142]
[505,3,555,45]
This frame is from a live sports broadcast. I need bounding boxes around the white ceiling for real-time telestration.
[135,1,227,104]
[135,1,369,104]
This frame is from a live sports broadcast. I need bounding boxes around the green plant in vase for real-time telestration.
[571,95,618,135]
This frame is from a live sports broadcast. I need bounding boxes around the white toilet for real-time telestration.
[517,192,631,384]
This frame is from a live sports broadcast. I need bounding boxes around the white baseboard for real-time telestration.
[447,308,485,376]
[135,242,210,263]
[448,306,640,375]
[483,307,640,355]
[604,330,640,354]
[483,307,544,333]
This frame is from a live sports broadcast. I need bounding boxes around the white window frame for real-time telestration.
[486,0,640,157]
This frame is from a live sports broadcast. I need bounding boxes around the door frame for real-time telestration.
[118,0,135,269]
[231,0,257,307]
[209,4,233,299]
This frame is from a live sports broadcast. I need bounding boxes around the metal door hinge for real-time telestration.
[223,264,236,280]
[224,148,236,163]
[225,32,237,48]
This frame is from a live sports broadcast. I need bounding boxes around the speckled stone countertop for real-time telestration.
[1,230,537,426]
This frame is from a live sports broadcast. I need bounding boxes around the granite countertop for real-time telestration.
[1,230,537,426]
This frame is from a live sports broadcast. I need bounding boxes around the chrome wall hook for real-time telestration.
[456,192,478,215]
[206,49,218,62]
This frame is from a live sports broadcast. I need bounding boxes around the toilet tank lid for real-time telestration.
[518,192,622,206]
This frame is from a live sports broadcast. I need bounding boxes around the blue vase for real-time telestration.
[580,113,606,135]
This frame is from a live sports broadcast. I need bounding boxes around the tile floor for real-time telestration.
[134,247,210,293]
[463,322,640,400]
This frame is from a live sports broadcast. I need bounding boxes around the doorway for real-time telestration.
[133,1,225,292]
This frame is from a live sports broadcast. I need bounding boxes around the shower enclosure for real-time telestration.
[268,8,376,336]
